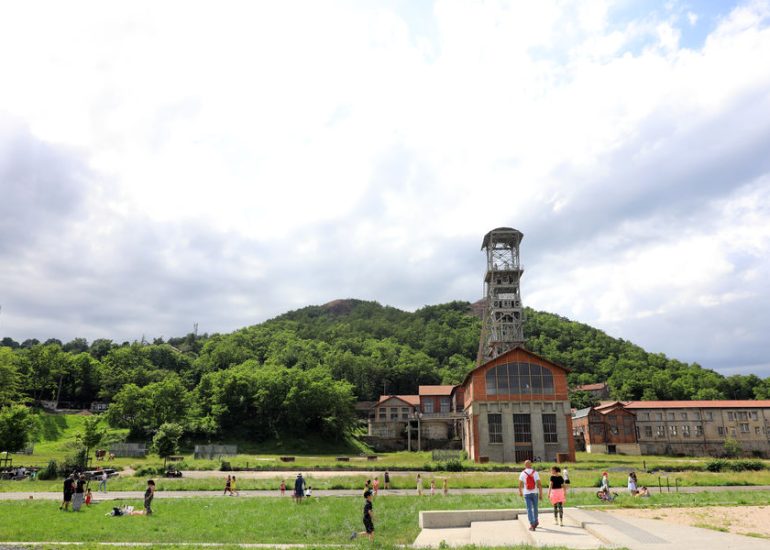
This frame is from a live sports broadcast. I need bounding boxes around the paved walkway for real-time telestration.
[413,507,770,549]
[3,484,770,501]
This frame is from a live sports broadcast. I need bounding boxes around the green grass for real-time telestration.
[1,492,769,545]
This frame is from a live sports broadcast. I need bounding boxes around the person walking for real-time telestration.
[98,470,108,493]
[416,473,423,496]
[224,475,232,496]
[144,479,155,515]
[384,470,390,490]
[60,474,74,511]
[548,466,566,526]
[280,479,286,496]
[350,490,375,542]
[372,477,379,497]
[72,474,86,512]
[443,478,448,496]
[518,460,542,531]
[562,467,570,492]
[231,475,239,496]
[294,473,306,504]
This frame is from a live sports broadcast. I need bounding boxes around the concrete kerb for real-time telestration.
[419,508,520,528]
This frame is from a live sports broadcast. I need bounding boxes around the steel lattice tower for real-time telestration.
[477,227,525,363]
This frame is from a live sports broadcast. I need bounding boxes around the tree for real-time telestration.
[569,390,599,410]
[63,338,89,354]
[152,422,183,467]
[0,337,19,349]
[76,416,105,466]
[0,348,22,407]
[0,405,38,452]
[723,437,742,458]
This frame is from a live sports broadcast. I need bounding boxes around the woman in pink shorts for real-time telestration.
[548,466,566,526]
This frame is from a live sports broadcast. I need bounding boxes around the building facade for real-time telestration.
[627,400,770,457]
[572,401,640,454]
[367,386,464,451]
[461,346,576,463]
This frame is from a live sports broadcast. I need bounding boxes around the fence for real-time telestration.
[194,445,238,460]
[109,443,147,458]
[431,450,463,461]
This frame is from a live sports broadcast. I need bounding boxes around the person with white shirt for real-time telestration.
[518,460,543,531]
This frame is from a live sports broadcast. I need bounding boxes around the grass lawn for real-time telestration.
[2,492,770,546]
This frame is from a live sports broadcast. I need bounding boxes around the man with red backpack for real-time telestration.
[518,459,543,531]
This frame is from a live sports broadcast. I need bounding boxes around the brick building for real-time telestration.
[460,346,576,463]
[572,401,640,454]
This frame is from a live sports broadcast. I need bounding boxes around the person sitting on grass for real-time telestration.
[635,486,650,498]
[350,489,375,541]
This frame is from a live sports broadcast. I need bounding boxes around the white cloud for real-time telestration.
[1,1,769,375]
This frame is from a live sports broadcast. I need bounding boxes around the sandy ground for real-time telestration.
[609,505,770,539]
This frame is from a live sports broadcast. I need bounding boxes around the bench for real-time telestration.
[167,455,184,462]
[336,457,349,462]
[280,456,295,462]
[366,455,378,461]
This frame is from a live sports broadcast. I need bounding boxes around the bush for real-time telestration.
[134,465,165,476]
[220,461,232,471]
[443,459,464,472]
[38,460,59,480]
[60,448,88,474]
[730,459,765,471]
[706,459,727,472]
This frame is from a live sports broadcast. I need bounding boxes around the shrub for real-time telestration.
[730,459,765,472]
[443,459,464,472]
[134,465,165,476]
[38,460,58,480]
[706,459,726,472]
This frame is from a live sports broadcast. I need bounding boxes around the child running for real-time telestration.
[85,487,92,506]
[548,466,566,526]
[350,490,375,541]
[373,477,379,496]
[280,480,286,496]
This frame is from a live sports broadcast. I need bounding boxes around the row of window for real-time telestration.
[376,399,452,420]
[638,410,762,422]
[640,424,768,438]
[485,362,555,395]
[487,413,558,444]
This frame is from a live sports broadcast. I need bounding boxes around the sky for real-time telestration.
[1,0,769,377]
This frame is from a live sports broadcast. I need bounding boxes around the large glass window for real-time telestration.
[488,414,503,444]
[542,414,558,443]
[423,400,433,414]
[485,363,555,395]
[513,414,532,443]
[440,398,450,413]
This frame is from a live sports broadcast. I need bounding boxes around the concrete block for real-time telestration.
[419,508,519,529]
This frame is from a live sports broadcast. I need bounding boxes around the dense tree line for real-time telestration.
[2,299,769,450]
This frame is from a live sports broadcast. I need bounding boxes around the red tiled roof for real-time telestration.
[576,383,607,391]
[376,395,420,407]
[624,400,770,409]
[418,385,455,396]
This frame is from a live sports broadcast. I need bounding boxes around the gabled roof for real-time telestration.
[594,401,625,411]
[576,383,607,392]
[624,400,770,409]
[419,385,455,396]
[375,395,420,407]
[461,345,570,387]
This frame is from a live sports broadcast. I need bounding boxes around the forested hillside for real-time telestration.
[2,299,769,450]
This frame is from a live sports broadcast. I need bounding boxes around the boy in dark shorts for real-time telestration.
[144,479,155,515]
[350,490,375,541]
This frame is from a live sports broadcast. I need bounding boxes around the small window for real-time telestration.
[704,412,713,421]
[401,407,409,420]
[642,412,650,420]
[655,412,663,421]
[718,426,725,436]
[696,425,703,436]
[755,427,761,435]
[682,425,691,437]
[423,400,433,414]
[681,413,688,420]
[751,411,759,421]
[693,412,700,420]
[644,426,653,438]
[378,408,386,420]
[667,412,676,420]
[670,425,677,436]
[728,412,735,421]
[656,425,665,437]
[390,407,399,420]
[440,398,450,413]
[740,423,750,433]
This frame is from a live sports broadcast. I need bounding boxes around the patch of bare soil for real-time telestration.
[609,505,770,539]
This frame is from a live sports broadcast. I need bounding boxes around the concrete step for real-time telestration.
[517,514,611,548]
[469,519,529,546]
[412,527,471,548]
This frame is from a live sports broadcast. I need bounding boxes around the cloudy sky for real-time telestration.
[1,0,769,376]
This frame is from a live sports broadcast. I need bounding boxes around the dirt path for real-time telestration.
[609,505,770,539]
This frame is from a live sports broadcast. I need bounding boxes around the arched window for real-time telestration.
[485,362,555,395]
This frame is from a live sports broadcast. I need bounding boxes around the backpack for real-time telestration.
[524,470,536,491]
